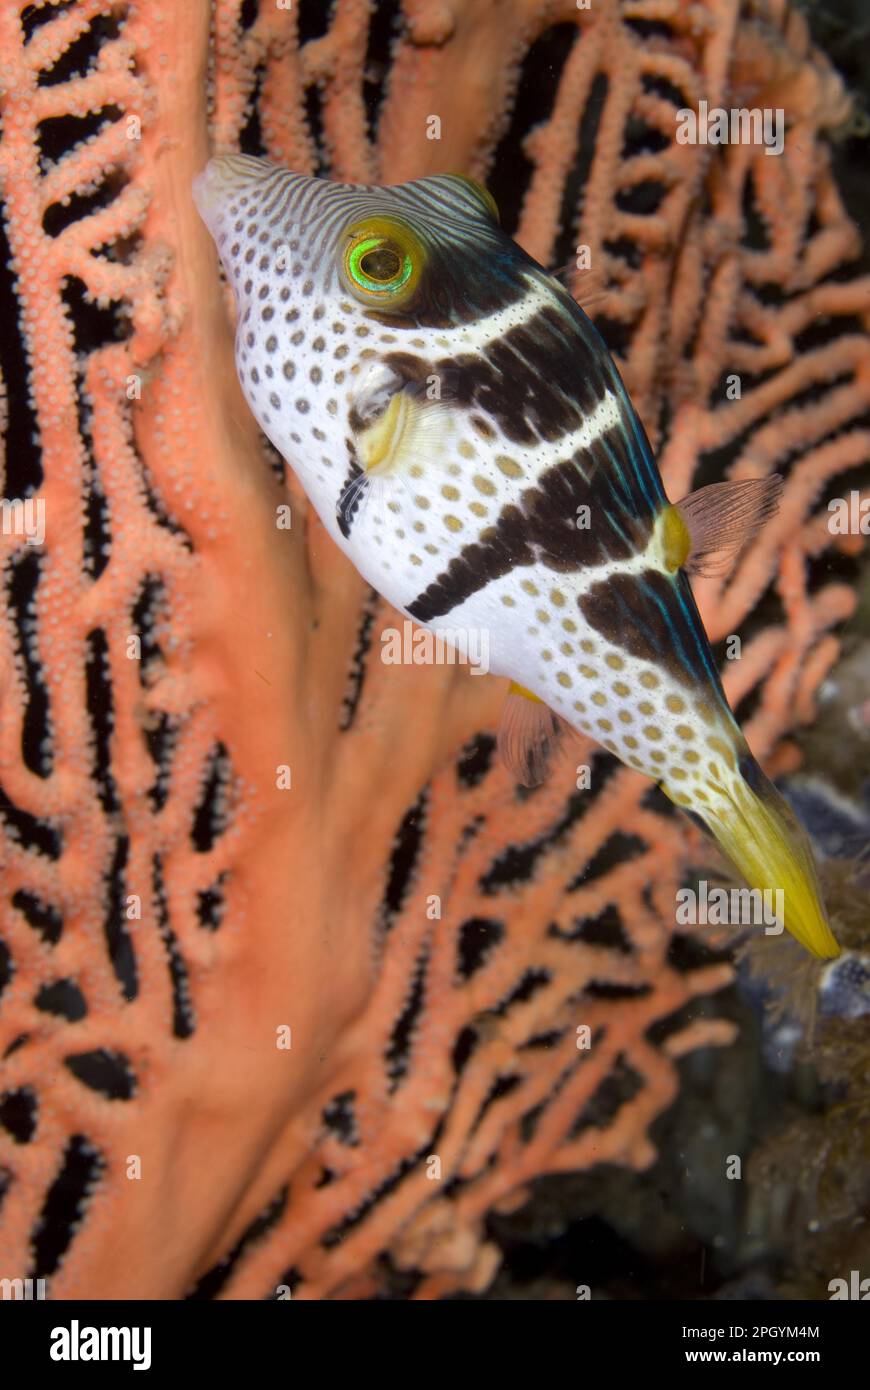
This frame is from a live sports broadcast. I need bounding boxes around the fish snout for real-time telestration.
[192,154,276,230]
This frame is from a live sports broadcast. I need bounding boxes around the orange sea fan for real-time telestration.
[0,0,867,1300]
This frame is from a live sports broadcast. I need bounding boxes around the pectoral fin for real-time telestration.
[661,476,784,576]
[498,683,564,787]
[350,365,455,478]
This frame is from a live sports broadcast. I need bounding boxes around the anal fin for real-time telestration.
[498,683,564,788]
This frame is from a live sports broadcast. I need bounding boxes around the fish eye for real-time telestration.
[341,216,422,304]
[358,244,402,283]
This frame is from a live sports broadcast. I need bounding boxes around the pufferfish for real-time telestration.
[193,154,839,960]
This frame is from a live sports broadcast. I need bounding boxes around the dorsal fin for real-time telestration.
[662,476,784,576]
[549,262,608,312]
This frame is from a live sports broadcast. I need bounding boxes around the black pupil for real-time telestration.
[360,245,401,282]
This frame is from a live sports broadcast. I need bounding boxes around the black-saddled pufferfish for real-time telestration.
[193,155,839,960]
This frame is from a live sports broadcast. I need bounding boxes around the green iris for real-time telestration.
[347,236,412,295]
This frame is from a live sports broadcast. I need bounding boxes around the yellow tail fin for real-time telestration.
[673,755,839,959]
